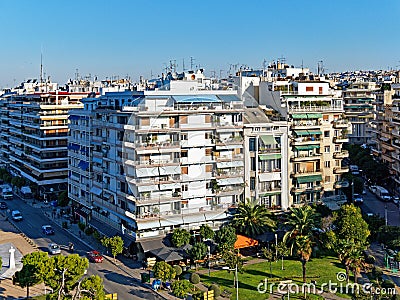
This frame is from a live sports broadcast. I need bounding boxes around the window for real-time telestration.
[325,176,331,183]
[323,115,329,121]
[205,115,211,123]
[319,87,323,94]
[306,86,314,92]
[335,160,340,167]
[335,145,340,152]
[324,146,330,153]
[324,161,330,168]
[141,118,150,126]
[180,116,188,124]
[182,184,188,191]
[324,131,330,138]
[251,157,256,171]
[206,165,212,172]
[181,167,188,174]
[249,138,256,151]
[205,148,212,156]
[181,133,188,140]
[181,150,188,157]
[250,177,256,190]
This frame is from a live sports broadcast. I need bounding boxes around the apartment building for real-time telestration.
[342,81,378,145]
[243,107,289,211]
[69,87,245,240]
[259,77,349,205]
[0,91,84,199]
[389,84,400,193]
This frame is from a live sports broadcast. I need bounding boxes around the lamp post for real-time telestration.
[351,179,354,203]
[228,264,239,300]
[385,205,388,226]
[207,245,211,277]
[275,233,278,260]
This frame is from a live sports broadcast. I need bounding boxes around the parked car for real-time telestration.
[0,201,7,209]
[353,193,363,204]
[48,243,61,255]
[11,210,23,221]
[87,250,104,263]
[392,196,400,205]
[42,225,55,235]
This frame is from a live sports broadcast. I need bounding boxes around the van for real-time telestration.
[349,165,360,175]
[375,186,391,202]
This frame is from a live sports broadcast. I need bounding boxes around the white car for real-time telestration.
[11,210,23,221]
[48,243,61,255]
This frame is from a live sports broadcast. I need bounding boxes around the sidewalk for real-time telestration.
[25,200,180,300]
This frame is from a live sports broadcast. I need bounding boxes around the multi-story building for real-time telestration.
[69,87,245,240]
[259,77,349,206]
[389,84,400,193]
[342,81,378,145]
[243,107,289,211]
[0,91,84,199]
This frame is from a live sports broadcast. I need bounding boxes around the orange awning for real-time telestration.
[234,234,259,249]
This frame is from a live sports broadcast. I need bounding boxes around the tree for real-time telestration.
[45,254,89,299]
[348,249,367,284]
[189,243,207,270]
[232,198,275,237]
[14,252,50,299]
[58,191,69,207]
[173,265,182,278]
[77,275,105,300]
[295,235,313,283]
[171,228,191,247]
[171,279,193,298]
[215,225,237,251]
[276,242,290,270]
[199,224,215,241]
[262,247,275,277]
[222,249,243,288]
[101,236,124,261]
[283,206,319,255]
[153,261,176,282]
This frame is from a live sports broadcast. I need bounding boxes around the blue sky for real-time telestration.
[0,0,399,87]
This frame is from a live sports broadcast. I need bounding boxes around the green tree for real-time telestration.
[295,235,313,283]
[222,249,243,288]
[57,190,69,207]
[45,254,89,299]
[78,275,105,300]
[199,224,215,241]
[283,206,319,255]
[276,241,290,270]
[171,228,191,247]
[171,279,193,298]
[153,261,176,282]
[108,236,124,261]
[262,247,275,277]
[189,243,207,270]
[13,252,50,299]
[215,225,237,251]
[348,249,367,284]
[232,198,275,237]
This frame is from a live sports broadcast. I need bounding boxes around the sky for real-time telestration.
[0,0,399,87]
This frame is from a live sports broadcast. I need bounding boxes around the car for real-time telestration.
[392,196,400,205]
[11,210,23,221]
[353,193,363,204]
[42,225,55,235]
[48,243,61,255]
[0,201,7,209]
[87,250,104,263]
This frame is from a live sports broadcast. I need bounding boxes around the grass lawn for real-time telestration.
[200,256,351,300]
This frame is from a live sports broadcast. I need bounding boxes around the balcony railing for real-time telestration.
[333,150,349,158]
[333,166,350,174]
[333,136,349,143]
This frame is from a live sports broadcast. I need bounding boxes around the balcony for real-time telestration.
[333,136,349,143]
[215,137,243,146]
[291,170,322,178]
[258,147,281,154]
[333,150,349,159]
[332,120,349,129]
[290,153,321,162]
[215,154,244,162]
[333,166,349,174]
[291,137,321,146]
[291,121,321,130]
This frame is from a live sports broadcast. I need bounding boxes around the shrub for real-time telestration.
[171,279,192,298]
[85,227,94,235]
[372,266,383,280]
[209,284,221,298]
[190,273,200,284]
[93,230,101,241]
[173,265,182,277]
[392,294,400,300]
[78,222,86,232]
[382,279,395,288]
[192,291,204,300]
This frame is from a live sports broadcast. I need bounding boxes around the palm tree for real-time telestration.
[295,235,313,283]
[283,206,319,255]
[348,248,367,284]
[232,198,275,237]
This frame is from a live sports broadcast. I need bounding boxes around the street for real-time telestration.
[1,196,161,300]
[360,188,400,226]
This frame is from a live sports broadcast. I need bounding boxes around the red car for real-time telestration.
[87,250,104,263]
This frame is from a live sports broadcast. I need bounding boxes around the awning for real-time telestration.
[139,237,165,252]
[159,215,184,227]
[307,113,322,118]
[136,167,159,177]
[297,175,323,183]
[93,157,102,164]
[204,211,228,221]
[75,207,90,218]
[136,219,161,231]
[78,160,89,171]
[216,161,244,168]
[259,191,281,196]
[159,166,181,175]
[307,130,322,135]
[259,172,281,182]
[159,182,181,190]
[234,235,258,249]
[90,186,102,196]
[217,177,244,186]
[149,247,184,262]
[294,130,310,136]
[259,153,282,160]
[260,135,277,145]
[295,145,320,151]
[291,114,308,119]
[137,185,157,192]
[182,214,206,224]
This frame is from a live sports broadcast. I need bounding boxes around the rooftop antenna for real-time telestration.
[75,69,80,81]
[262,59,267,76]
[190,57,195,70]
[40,48,43,84]
[182,58,186,72]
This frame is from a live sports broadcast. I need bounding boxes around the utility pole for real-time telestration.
[385,205,388,226]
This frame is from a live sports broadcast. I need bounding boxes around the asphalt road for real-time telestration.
[360,188,400,226]
[1,196,161,300]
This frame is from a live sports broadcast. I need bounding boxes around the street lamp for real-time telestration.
[207,245,211,277]
[275,233,278,260]
[227,264,239,300]
[351,179,354,203]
